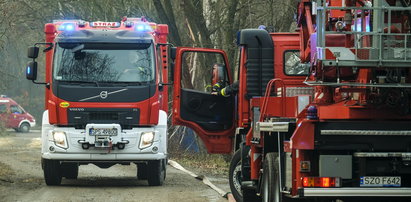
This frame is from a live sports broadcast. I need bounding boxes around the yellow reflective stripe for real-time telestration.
[214,83,221,88]
[221,88,226,96]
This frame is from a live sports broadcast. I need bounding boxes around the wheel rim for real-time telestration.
[21,124,29,132]
[232,161,242,197]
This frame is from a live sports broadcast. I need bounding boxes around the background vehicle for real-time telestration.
[25,17,170,186]
[0,95,36,132]
[172,0,411,201]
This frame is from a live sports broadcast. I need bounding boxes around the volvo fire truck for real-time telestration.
[25,17,170,186]
[171,0,411,201]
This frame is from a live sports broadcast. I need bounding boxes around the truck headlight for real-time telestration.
[52,131,68,149]
[139,132,154,149]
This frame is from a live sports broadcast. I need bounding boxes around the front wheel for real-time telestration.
[18,123,30,133]
[147,159,165,186]
[230,149,261,202]
[43,158,62,185]
[229,150,243,201]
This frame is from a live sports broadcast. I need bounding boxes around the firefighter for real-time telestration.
[210,63,226,93]
[212,80,239,97]
[210,63,239,97]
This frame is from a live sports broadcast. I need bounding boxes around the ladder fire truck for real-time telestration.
[171,0,411,201]
[25,17,170,186]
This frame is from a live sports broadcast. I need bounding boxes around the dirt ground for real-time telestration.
[0,130,230,202]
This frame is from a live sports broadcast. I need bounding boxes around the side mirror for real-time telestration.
[28,47,39,59]
[26,61,37,80]
[170,47,177,60]
[169,61,174,82]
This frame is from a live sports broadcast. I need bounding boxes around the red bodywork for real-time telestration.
[172,47,234,154]
[172,0,411,198]
[0,97,35,129]
[42,19,169,127]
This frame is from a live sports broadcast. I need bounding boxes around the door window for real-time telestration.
[284,50,308,76]
[0,104,6,113]
[181,52,228,93]
[10,105,23,114]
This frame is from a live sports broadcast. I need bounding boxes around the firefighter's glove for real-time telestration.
[212,83,222,93]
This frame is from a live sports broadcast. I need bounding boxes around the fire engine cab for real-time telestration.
[25,17,170,186]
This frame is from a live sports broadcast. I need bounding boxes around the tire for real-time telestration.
[147,159,165,186]
[137,163,148,180]
[19,123,30,133]
[229,150,260,202]
[43,158,62,185]
[262,152,281,202]
[61,163,79,179]
[229,150,243,202]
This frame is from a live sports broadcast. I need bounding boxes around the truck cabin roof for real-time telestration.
[55,29,154,44]
[0,97,18,106]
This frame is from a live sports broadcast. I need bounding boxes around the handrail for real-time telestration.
[260,79,286,122]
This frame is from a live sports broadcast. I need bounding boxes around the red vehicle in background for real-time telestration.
[0,95,36,132]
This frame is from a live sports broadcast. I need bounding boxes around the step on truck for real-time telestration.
[171,0,411,201]
[25,17,170,186]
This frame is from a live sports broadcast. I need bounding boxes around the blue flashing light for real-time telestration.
[58,23,76,31]
[65,23,75,31]
[27,67,31,74]
[136,24,145,31]
[135,23,152,32]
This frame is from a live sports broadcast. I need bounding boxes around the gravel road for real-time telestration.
[0,130,230,202]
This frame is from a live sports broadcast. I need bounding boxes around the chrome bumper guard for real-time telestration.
[300,188,411,197]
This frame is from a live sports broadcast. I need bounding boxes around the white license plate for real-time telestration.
[360,176,401,187]
[89,128,118,136]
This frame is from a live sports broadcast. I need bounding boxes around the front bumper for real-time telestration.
[42,152,166,161]
[29,120,36,127]
[300,187,411,197]
[41,124,167,162]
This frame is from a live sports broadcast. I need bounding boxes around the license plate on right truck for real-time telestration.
[360,176,401,187]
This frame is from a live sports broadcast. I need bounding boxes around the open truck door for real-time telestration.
[172,47,234,153]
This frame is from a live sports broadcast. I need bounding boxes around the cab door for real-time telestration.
[172,47,235,154]
[0,103,9,127]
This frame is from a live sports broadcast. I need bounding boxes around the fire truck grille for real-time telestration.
[89,112,118,121]
[67,108,139,129]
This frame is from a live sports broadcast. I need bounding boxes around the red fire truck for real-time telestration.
[0,95,36,132]
[171,0,411,201]
[25,17,170,186]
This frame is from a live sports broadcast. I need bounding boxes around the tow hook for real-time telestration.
[78,139,90,149]
[116,139,130,150]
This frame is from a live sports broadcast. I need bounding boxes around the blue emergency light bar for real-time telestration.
[135,24,152,32]
[55,19,154,32]
[58,23,76,31]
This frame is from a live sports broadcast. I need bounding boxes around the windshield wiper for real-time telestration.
[60,80,149,87]
[62,80,100,87]
[111,81,144,86]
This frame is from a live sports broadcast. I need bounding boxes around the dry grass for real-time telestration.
[170,151,231,176]
[0,162,14,183]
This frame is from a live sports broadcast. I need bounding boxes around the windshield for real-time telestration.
[53,43,155,83]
